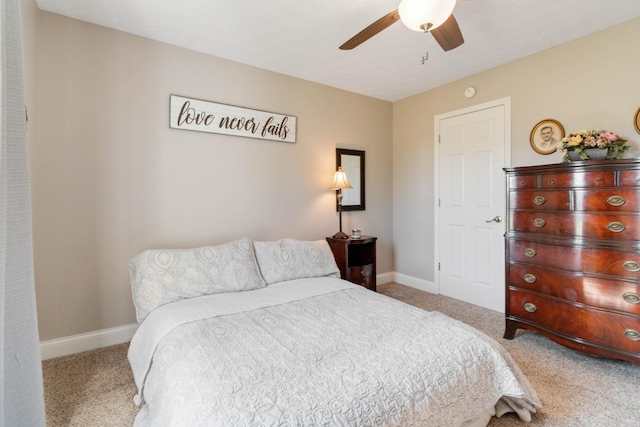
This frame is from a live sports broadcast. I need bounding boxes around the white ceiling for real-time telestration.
[35,0,640,102]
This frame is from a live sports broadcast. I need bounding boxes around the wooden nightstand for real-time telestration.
[326,236,377,291]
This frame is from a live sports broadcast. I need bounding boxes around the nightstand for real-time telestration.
[326,236,377,291]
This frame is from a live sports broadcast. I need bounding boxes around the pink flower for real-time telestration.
[600,131,620,143]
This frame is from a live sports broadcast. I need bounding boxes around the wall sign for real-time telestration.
[169,95,296,143]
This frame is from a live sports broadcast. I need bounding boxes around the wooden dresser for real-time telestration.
[504,159,640,365]
[326,236,377,291]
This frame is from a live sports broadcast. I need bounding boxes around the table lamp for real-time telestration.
[329,167,352,239]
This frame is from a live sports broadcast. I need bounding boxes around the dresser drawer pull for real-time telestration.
[533,218,546,228]
[624,329,640,342]
[607,222,625,233]
[360,269,367,277]
[606,195,626,207]
[524,303,537,313]
[524,248,537,258]
[623,261,640,272]
[533,196,546,205]
[523,274,537,284]
[623,292,640,304]
[595,177,604,183]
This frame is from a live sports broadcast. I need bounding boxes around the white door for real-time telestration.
[435,99,509,312]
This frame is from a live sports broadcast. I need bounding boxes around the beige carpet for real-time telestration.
[42,282,640,426]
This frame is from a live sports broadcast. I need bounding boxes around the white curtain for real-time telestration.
[1,0,47,424]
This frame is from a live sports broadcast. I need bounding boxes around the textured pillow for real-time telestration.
[129,238,266,322]
[253,239,340,285]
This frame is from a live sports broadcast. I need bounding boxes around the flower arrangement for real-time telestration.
[558,129,629,161]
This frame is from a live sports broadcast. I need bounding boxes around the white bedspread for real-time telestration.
[128,277,540,426]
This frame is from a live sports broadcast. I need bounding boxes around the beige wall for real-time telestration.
[31,12,393,341]
[393,18,640,282]
[25,7,640,342]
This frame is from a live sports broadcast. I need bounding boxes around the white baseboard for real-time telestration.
[392,272,438,294]
[376,271,394,285]
[40,323,138,360]
[39,273,433,360]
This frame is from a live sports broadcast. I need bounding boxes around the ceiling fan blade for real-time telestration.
[430,14,464,51]
[339,10,399,50]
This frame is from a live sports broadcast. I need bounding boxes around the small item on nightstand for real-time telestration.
[351,229,361,239]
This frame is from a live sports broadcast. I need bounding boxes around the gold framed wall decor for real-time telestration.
[634,107,640,135]
[530,119,565,155]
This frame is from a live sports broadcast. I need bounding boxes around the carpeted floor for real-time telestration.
[42,282,640,426]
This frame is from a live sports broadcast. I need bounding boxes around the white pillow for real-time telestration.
[128,238,266,322]
[253,239,340,285]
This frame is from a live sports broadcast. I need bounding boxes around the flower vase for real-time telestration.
[568,148,608,161]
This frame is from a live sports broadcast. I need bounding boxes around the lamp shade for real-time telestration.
[398,0,457,32]
[329,167,352,190]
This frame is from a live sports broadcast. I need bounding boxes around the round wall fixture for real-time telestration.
[464,86,476,98]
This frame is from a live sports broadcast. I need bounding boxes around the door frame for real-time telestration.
[433,96,512,295]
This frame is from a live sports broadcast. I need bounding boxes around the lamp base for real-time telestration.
[332,231,349,239]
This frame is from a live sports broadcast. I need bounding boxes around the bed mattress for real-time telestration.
[128,277,540,426]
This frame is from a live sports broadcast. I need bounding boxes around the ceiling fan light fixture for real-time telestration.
[398,0,457,32]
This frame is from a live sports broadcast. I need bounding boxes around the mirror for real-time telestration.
[336,148,365,211]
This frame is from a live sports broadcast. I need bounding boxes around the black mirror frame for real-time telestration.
[336,148,365,211]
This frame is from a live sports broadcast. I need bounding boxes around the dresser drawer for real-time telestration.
[574,189,640,212]
[506,172,616,189]
[508,240,640,279]
[539,171,615,188]
[508,175,537,189]
[509,289,640,354]
[510,190,570,210]
[511,211,640,240]
[511,212,575,235]
[619,169,640,187]
[509,263,640,315]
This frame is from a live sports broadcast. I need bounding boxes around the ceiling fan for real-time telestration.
[340,0,464,52]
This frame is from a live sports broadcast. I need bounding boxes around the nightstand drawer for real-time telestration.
[346,264,375,290]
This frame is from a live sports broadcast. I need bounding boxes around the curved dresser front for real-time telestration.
[504,159,640,365]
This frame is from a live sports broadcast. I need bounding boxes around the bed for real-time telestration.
[127,238,540,426]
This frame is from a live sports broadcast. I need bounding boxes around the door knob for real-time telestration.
[485,215,502,223]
